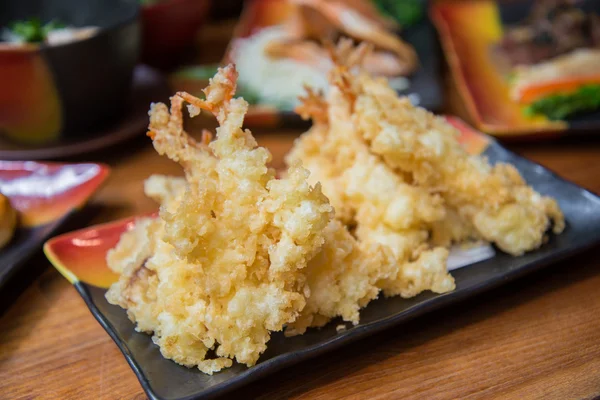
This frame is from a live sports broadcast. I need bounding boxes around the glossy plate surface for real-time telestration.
[45,119,600,400]
[0,161,109,288]
[431,0,600,137]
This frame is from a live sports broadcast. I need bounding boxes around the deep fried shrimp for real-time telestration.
[107,65,332,373]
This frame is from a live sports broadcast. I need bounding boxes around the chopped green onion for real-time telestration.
[9,18,66,43]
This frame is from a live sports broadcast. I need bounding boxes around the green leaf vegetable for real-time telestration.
[524,85,600,120]
[9,18,66,43]
[372,0,423,27]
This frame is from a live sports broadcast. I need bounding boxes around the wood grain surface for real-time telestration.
[2,19,600,400]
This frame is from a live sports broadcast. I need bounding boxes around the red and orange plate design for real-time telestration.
[44,215,147,289]
[0,161,109,288]
[431,0,599,138]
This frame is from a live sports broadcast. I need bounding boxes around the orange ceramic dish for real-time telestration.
[431,0,573,137]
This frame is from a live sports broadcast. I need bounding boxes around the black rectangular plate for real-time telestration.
[76,138,600,400]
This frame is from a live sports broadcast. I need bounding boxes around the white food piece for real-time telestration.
[232,26,330,110]
[46,26,99,46]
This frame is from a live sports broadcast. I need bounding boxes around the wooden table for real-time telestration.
[2,25,600,400]
[2,128,600,399]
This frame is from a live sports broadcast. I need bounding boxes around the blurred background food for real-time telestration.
[1,18,99,46]
[0,0,140,146]
[432,0,600,136]
[1,0,599,154]
[498,0,600,120]
[170,0,445,128]
[227,0,419,110]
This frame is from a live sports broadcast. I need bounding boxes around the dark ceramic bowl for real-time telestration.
[141,0,211,70]
[0,0,140,146]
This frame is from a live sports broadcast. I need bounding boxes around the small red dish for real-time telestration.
[0,161,109,288]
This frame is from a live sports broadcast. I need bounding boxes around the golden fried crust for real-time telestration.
[286,40,456,334]
[107,65,332,373]
[293,39,563,257]
[355,80,565,255]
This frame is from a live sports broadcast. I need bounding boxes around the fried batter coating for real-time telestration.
[286,40,456,324]
[107,65,332,373]
[285,220,392,335]
[291,39,564,259]
[106,217,161,334]
[353,78,565,255]
[144,174,187,211]
[288,45,449,261]
[285,219,453,336]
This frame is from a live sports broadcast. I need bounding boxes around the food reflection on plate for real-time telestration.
[104,39,565,375]
[496,0,600,121]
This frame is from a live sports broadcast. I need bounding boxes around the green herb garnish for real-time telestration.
[9,18,66,43]
[372,0,423,27]
[524,84,600,120]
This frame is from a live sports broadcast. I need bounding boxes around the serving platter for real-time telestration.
[431,0,600,138]
[44,118,600,400]
[0,161,109,290]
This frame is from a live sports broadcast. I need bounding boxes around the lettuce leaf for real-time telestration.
[524,84,600,120]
